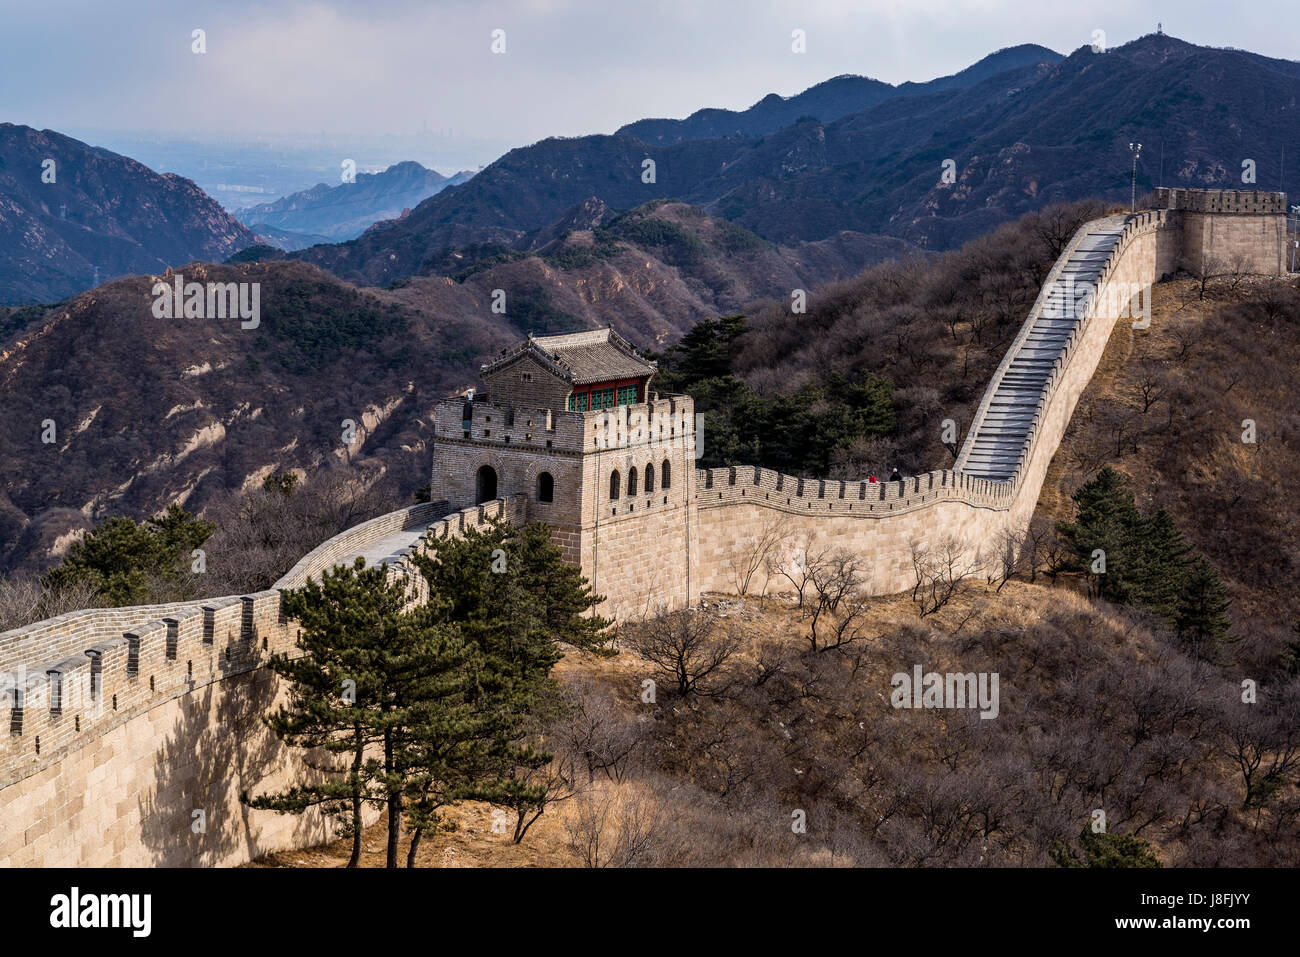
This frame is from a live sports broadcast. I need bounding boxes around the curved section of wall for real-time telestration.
[274,500,448,589]
[957,210,1172,486]
[999,210,1175,534]
[694,209,1176,600]
[0,498,517,866]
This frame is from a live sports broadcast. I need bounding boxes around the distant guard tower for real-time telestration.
[430,327,699,619]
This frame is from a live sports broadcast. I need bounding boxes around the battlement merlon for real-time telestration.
[432,393,695,455]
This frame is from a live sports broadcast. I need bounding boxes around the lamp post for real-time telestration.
[1129,142,1143,213]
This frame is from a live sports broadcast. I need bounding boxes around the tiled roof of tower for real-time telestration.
[481,326,656,385]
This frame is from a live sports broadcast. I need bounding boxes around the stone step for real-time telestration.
[961,215,1134,474]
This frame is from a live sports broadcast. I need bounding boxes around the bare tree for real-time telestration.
[564,783,669,868]
[993,526,1026,593]
[809,549,863,613]
[807,595,874,654]
[1134,353,1166,414]
[1168,321,1204,364]
[753,640,792,687]
[204,467,399,594]
[766,532,825,607]
[1223,253,1252,300]
[909,538,973,617]
[1251,278,1300,323]
[1028,200,1106,264]
[556,679,647,784]
[1216,683,1300,813]
[1187,253,1226,301]
[0,575,42,631]
[1021,515,1060,585]
[0,573,102,633]
[624,609,742,698]
[730,515,789,597]
[801,550,875,653]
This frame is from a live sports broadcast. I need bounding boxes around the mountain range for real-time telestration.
[616,43,1063,144]
[3,31,1299,573]
[7,34,1295,304]
[237,160,476,247]
[0,124,258,304]
[290,33,1300,286]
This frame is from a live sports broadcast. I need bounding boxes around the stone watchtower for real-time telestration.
[1153,187,1289,276]
[430,327,699,620]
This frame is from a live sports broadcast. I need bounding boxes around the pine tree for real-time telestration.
[1051,826,1162,868]
[413,518,614,677]
[513,520,616,659]
[374,598,492,868]
[254,520,612,867]
[407,518,612,854]
[43,504,214,605]
[245,559,407,867]
[1056,466,1144,602]
[1175,557,1234,655]
[1132,508,1193,622]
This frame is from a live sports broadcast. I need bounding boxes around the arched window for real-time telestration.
[661,459,671,489]
[609,470,621,500]
[644,464,654,493]
[475,465,497,504]
[628,467,638,496]
[537,471,554,503]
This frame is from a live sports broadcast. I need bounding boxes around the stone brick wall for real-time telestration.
[693,468,1013,597]
[274,500,450,589]
[432,393,698,620]
[698,206,1184,601]
[1154,187,1287,214]
[481,352,573,411]
[431,398,582,562]
[577,397,698,620]
[0,498,517,866]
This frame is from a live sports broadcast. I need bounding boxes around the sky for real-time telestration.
[3,0,1296,166]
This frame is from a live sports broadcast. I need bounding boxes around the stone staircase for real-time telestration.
[960,215,1131,481]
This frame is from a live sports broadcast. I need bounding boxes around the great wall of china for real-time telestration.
[0,188,1288,866]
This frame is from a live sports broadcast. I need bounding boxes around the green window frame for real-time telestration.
[568,392,588,412]
[617,384,638,406]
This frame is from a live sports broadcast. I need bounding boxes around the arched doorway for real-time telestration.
[476,465,498,504]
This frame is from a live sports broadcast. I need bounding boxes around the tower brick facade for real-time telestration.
[430,329,700,620]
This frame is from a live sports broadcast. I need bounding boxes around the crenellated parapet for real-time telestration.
[695,465,1013,515]
[0,498,519,797]
[1154,187,1287,214]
